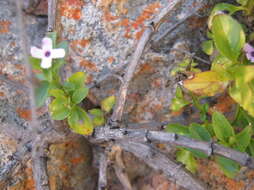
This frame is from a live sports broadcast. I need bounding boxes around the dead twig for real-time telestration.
[97,149,108,190]
[112,146,132,190]
[47,0,57,32]
[110,0,183,123]
[90,127,254,169]
[119,141,206,190]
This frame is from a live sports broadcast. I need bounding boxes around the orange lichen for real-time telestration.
[71,39,90,48]
[137,63,155,74]
[104,10,119,22]
[0,20,11,34]
[0,91,5,96]
[132,2,161,29]
[107,56,115,64]
[16,108,32,121]
[80,60,98,72]
[60,0,84,20]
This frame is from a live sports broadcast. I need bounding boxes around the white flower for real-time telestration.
[30,37,65,69]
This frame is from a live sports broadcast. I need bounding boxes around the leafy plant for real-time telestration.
[168,1,254,178]
[30,32,115,135]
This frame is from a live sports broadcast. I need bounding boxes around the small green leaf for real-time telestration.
[216,156,240,178]
[49,97,70,120]
[189,123,211,141]
[101,96,116,112]
[89,109,104,117]
[212,112,235,142]
[68,107,93,135]
[211,14,245,62]
[92,116,105,126]
[68,72,86,89]
[35,81,50,107]
[202,40,214,55]
[63,81,76,92]
[235,126,252,152]
[176,149,197,173]
[49,89,66,98]
[166,123,190,136]
[170,87,190,111]
[29,57,42,71]
[72,87,89,104]
[247,140,254,157]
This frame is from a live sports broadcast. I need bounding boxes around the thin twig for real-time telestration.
[151,1,205,45]
[113,146,132,190]
[110,0,182,123]
[119,141,206,190]
[171,48,210,65]
[48,0,57,32]
[98,150,108,190]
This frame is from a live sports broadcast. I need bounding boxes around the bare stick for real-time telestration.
[119,141,206,190]
[98,150,108,190]
[90,127,254,169]
[110,0,182,123]
[113,146,132,190]
[32,137,50,190]
[48,0,57,32]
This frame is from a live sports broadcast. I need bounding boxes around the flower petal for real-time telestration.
[244,43,254,53]
[51,49,65,58]
[40,57,52,69]
[42,37,53,51]
[30,47,43,59]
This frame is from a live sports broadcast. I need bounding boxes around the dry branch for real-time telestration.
[90,127,254,169]
[119,141,206,190]
[110,0,183,123]
[97,150,108,190]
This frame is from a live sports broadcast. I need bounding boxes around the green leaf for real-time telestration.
[101,96,116,112]
[68,72,86,89]
[49,89,66,98]
[89,109,104,117]
[216,156,240,178]
[189,123,211,141]
[63,81,76,92]
[68,107,93,135]
[212,112,235,142]
[176,149,197,173]
[202,40,214,55]
[92,116,105,126]
[29,56,42,71]
[166,123,190,136]
[35,81,50,107]
[247,140,254,157]
[170,87,190,111]
[235,126,252,152]
[211,14,245,62]
[72,87,89,104]
[49,97,70,120]
[208,3,243,29]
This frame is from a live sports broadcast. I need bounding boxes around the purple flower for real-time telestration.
[244,43,254,63]
[30,37,65,69]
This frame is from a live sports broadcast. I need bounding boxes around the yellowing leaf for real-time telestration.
[101,96,116,112]
[183,71,229,96]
